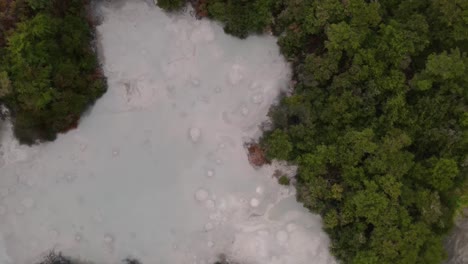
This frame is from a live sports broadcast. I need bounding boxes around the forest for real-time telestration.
[0,0,106,144]
[158,0,468,263]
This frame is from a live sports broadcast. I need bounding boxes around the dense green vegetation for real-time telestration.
[199,0,273,38]
[0,0,106,144]
[160,0,468,263]
[278,175,290,186]
[157,0,186,11]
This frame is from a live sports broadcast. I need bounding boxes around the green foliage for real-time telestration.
[0,71,11,97]
[0,0,106,143]
[429,0,468,46]
[157,0,274,38]
[26,0,51,11]
[258,0,468,263]
[0,0,31,47]
[455,179,468,218]
[278,175,290,186]
[264,129,292,160]
[428,158,459,191]
[204,0,273,38]
[157,0,186,11]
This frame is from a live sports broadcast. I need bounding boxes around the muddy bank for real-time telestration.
[445,213,468,264]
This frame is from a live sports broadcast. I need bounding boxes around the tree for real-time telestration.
[264,129,292,160]
[0,0,106,143]
[429,158,459,192]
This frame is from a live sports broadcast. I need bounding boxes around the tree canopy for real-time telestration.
[0,0,106,143]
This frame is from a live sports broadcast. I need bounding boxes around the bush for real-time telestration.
[205,0,273,38]
[156,0,275,38]
[264,129,292,160]
[156,0,186,11]
[278,175,290,186]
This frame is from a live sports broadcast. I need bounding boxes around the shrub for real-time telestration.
[264,129,292,161]
[156,0,186,11]
[278,175,290,186]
